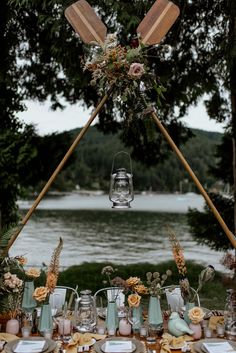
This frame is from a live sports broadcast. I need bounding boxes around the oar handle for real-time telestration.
[151,110,236,248]
[7,89,113,251]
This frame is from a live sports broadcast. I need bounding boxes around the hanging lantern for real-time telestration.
[109,151,134,209]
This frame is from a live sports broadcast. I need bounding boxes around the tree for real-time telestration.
[1,0,234,229]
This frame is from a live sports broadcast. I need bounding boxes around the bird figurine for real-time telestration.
[167,312,194,337]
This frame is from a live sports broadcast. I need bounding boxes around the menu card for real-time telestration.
[202,341,236,353]
[104,341,133,353]
[14,340,46,353]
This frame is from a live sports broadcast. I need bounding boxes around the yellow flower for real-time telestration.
[46,272,57,293]
[33,286,49,302]
[134,284,148,295]
[126,277,141,287]
[25,268,40,278]
[188,306,205,324]
[128,293,141,308]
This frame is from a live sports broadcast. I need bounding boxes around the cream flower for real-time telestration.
[188,306,205,324]
[128,63,145,79]
[25,268,40,278]
[33,286,49,302]
[128,293,141,308]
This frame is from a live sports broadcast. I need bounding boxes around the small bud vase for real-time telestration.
[148,296,163,327]
[6,318,20,335]
[105,301,118,331]
[22,281,37,314]
[38,303,53,334]
[189,322,202,340]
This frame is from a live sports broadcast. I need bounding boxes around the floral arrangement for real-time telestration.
[0,256,25,318]
[33,238,63,305]
[146,270,172,299]
[168,226,215,303]
[125,276,148,308]
[83,33,166,117]
[101,266,149,307]
[188,306,204,324]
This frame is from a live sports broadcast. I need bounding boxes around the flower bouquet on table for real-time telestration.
[125,277,148,333]
[0,223,28,331]
[145,270,172,336]
[168,226,215,323]
[33,237,63,334]
[0,256,25,332]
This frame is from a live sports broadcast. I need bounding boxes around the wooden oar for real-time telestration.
[137,0,180,45]
[151,110,236,248]
[6,89,113,251]
[65,0,107,46]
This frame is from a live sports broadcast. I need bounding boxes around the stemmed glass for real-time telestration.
[127,307,141,338]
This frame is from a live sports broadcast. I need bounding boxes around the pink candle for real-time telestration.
[119,318,132,336]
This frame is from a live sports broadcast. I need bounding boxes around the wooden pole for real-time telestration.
[151,110,236,248]
[7,90,112,251]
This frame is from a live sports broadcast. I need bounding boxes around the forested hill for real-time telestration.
[51,126,222,193]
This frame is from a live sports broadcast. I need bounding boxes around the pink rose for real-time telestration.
[128,63,145,79]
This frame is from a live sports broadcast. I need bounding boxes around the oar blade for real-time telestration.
[65,0,107,45]
[137,0,180,45]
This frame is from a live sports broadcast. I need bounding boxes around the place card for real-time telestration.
[14,340,46,353]
[202,341,236,353]
[104,340,133,353]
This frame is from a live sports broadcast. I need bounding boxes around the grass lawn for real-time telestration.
[54,260,236,310]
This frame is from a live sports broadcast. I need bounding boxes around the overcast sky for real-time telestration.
[18,99,226,136]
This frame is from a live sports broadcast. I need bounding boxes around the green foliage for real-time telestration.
[0,224,23,260]
[187,193,234,251]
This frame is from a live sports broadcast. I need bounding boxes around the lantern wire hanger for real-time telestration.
[109,151,134,209]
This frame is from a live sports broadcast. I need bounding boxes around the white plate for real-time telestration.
[100,342,136,353]
[78,338,96,348]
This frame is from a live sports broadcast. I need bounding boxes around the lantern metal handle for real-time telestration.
[111,151,133,175]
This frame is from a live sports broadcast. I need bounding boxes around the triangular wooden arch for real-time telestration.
[7,0,236,251]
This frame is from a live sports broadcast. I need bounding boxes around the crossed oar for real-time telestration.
[7,0,236,251]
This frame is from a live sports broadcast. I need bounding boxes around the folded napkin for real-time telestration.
[208,316,224,331]
[66,332,107,353]
[0,332,19,353]
[160,333,193,353]
[0,332,19,342]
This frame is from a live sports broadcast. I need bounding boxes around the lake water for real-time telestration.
[11,193,226,272]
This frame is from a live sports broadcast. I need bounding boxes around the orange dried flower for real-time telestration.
[134,284,148,295]
[46,272,57,293]
[128,293,141,308]
[126,277,141,287]
[25,268,40,278]
[33,286,48,302]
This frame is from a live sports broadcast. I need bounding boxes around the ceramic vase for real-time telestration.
[106,301,118,331]
[38,303,53,334]
[6,318,20,335]
[148,296,163,327]
[183,302,195,324]
[189,322,202,340]
[22,281,37,314]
